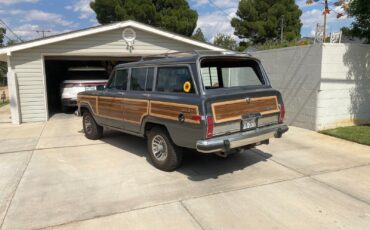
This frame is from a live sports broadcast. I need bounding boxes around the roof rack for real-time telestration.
[139,50,251,61]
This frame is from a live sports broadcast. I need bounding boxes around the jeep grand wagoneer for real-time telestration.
[77,51,288,171]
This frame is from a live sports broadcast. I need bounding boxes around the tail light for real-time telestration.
[279,104,285,123]
[206,115,214,138]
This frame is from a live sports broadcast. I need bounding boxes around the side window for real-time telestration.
[108,69,128,90]
[131,68,147,91]
[145,67,154,91]
[156,67,195,94]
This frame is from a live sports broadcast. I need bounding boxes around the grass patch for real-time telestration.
[0,100,9,108]
[320,125,370,146]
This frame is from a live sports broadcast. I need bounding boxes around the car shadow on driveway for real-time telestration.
[100,129,272,181]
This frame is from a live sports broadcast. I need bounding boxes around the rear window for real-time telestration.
[156,67,195,94]
[66,70,108,80]
[200,58,265,90]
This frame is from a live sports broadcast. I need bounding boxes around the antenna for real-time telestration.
[36,29,51,38]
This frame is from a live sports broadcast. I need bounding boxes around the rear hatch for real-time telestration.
[200,56,283,138]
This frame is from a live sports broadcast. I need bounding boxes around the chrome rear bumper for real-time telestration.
[196,124,288,153]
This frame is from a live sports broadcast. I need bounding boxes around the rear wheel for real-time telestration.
[147,127,183,171]
[83,112,103,140]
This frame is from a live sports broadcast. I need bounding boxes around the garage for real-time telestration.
[0,20,223,124]
[44,57,139,115]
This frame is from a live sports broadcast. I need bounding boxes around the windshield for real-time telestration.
[200,57,265,90]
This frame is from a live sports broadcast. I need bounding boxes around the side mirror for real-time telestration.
[96,85,105,91]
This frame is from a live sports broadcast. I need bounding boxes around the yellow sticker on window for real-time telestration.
[183,81,191,93]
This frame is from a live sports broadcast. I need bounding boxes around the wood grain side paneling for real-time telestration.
[78,95,97,114]
[78,95,200,125]
[97,97,124,121]
[212,96,280,123]
[150,101,200,124]
[123,98,149,124]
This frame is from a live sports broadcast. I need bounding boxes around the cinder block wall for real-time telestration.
[317,44,370,130]
[253,43,370,131]
[253,45,322,130]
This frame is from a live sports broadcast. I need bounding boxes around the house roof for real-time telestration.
[0,20,224,59]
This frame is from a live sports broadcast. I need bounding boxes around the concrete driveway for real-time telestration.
[0,113,370,230]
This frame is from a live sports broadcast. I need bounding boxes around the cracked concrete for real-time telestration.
[0,114,370,230]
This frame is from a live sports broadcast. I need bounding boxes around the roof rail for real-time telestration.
[139,50,251,61]
[140,50,197,61]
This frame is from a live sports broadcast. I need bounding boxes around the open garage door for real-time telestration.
[44,56,140,117]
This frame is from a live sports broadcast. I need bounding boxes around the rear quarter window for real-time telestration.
[156,66,195,94]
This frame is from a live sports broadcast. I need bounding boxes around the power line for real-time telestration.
[0,19,23,42]
[207,0,234,21]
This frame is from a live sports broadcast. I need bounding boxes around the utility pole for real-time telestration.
[280,15,284,43]
[36,30,51,38]
[323,0,329,43]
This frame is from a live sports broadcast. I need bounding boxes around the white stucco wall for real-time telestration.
[253,43,370,131]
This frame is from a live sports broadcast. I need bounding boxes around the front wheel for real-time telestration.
[147,127,183,171]
[83,112,103,140]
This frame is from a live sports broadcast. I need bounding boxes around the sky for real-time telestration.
[0,0,353,43]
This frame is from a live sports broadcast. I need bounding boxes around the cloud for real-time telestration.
[197,8,238,42]
[2,9,76,27]
[300,6,349,29]
[6,23,69,41]
[190,0,239,41]
[65,0,95,19]
[0,0,38,5]
[296,0,318,9]
[192,0,238,8]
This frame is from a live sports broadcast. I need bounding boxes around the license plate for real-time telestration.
[85,86,96,91]
[242,118,257,130]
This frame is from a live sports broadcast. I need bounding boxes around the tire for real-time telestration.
[146,127,183,171]
[83,112,103,140]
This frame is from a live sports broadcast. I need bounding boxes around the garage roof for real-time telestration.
[0,20,224,59]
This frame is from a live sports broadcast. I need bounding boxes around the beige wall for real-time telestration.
[10,28,203,123]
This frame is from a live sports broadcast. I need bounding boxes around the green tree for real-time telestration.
[0,28,6,46]
[90,0,198,36]
[192,28,207,42]
[213,33,238,50]
[346,0,370,43]
[231,0,302,44]
[0,28,6,85]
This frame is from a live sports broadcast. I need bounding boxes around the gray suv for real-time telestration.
[77,51,288,171]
